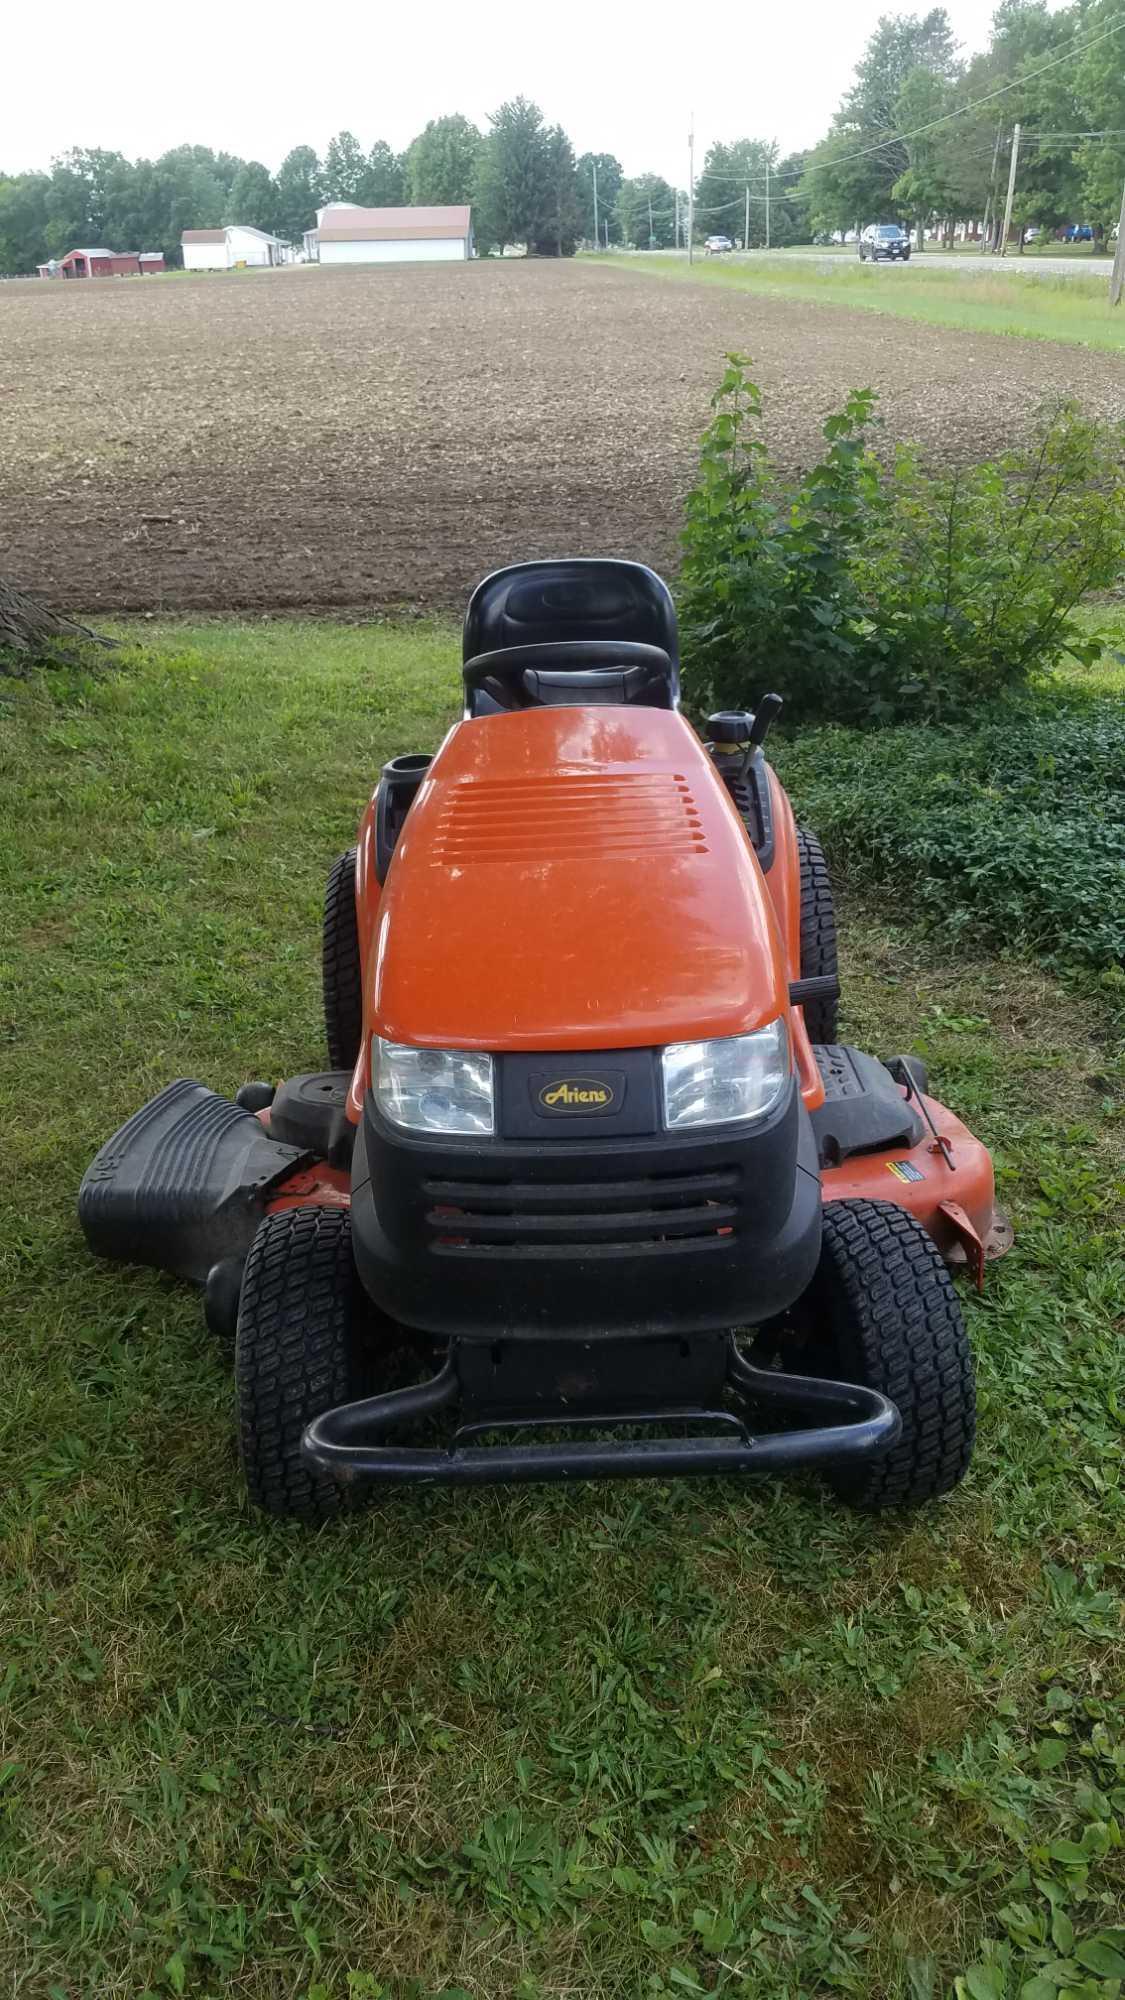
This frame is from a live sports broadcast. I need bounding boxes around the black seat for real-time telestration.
[462,560,680,716]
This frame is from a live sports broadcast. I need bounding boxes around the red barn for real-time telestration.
[45,248,163,278]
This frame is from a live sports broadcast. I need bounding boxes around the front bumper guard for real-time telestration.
[302,1338,900,1488]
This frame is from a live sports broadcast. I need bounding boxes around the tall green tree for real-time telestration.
[405,115,481,205]
[273,145,322,244]
[155,145,241,255]
[803,9,961,231]
[323,131,368,202]
[1073,0,1125,231]
[226,160,277,230]
[361,140,405,207]
[0,172,50,272]
[891,68,956,244]
[615,173,676,248]
[155,154,227,260]
[576,152,623,243]
[45,147,130,251]
[768,152,813,245]
[695,138,776,245]
[475,97,554,251]
[535,125,581,256]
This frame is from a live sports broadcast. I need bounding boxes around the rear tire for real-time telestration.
[236,1207,369,1521]
[323,848,363,1071]
[809,1199,976,1510]
[796,828,839,1044]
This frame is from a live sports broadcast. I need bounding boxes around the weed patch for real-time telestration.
[772,681,1125,969]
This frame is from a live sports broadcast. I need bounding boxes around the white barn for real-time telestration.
[181,226,294,270]
[308,204,473,265]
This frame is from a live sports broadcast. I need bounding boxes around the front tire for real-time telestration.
[809,1199,976,1510]
[323,848,363,1071]
[796,828,839,1044]
[236,1207,369,1521]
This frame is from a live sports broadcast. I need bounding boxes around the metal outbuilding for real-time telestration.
[181,226,295,270]
[307,204,473,264]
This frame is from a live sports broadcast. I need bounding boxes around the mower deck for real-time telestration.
[78,1068,991,1492]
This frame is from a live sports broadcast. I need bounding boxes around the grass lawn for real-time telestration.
[1,623,1123,2000]
[596,253,1125,354]
[763,241,1110,262]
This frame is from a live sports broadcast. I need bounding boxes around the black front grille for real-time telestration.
[423,1166,741,1258]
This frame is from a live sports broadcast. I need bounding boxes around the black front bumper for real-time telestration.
[301,1332,900,1487]
[350,1076,822,1340]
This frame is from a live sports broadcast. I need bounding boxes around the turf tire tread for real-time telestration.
[323,847,363,1071]
[235,1207,359,1521]
[796,827,839,1044]
[818,1198,976,1510]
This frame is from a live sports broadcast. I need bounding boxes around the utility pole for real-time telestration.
[604,217,609,250]
[1110,174,1125,304]
[980,120,1002,252]
[765,157,770,250]
[744,182,750,252]
[688,117,695,265]
[592,159,599,252]
[999,122,1020,258]
[648,191,654,249]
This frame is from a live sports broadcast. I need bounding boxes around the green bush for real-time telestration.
[772,688,1125,968]
[679,356,1124,725]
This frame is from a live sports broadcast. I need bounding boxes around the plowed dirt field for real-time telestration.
[2,258,1121,612]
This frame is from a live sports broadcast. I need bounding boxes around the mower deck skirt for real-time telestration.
[301,1340,900,1488]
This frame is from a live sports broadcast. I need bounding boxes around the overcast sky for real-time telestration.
[7,0,1038,184]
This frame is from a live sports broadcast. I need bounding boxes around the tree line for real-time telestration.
[1,2,1122,275]
[0,96,812,274]
[803,0,1125,246]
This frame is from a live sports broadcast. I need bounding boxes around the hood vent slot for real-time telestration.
[431,773,708,864]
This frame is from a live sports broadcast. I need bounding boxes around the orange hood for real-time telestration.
[369,706,788,1052]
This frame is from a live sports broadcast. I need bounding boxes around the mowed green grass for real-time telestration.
[597,252,1125,354]
[1,625,1123,2000]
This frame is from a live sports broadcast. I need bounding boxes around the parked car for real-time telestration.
[859,223,911,262]
[704,234,733,255]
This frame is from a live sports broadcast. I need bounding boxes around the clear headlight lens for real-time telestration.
[372,1037,494,1136]
[661,1020,789,1131]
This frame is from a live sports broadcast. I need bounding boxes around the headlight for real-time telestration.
[661,1020,789,1132]
[372,1037,494,1136]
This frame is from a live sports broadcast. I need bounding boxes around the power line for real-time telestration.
[1020,129,1125,139]
[639,129,1124,228]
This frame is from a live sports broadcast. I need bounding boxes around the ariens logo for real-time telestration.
[539,1078,616,1112]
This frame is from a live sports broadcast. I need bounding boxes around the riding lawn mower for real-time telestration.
[79,560,1009,1521]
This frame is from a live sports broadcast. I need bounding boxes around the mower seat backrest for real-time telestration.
[463,559,680,716]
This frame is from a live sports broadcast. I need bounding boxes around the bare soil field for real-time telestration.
[1,259,1121,614]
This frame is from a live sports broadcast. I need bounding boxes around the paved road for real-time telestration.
[732,248,1114,279]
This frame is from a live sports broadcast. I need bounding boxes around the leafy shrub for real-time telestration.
[771,688,1125,969]
[679,356,1124,725]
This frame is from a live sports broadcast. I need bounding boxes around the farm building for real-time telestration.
[37,248,165,278]
[306,204,473,265]
[181,226,294,271]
